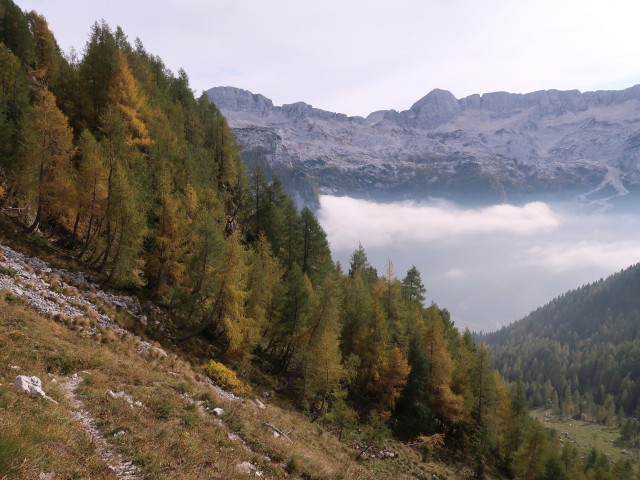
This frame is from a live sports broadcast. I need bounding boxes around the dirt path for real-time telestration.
[61,374,145,480]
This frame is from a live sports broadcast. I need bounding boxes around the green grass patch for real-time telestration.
[531,408,639,463]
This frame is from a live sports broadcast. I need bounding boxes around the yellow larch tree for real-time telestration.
[19,87,75,233]
[74,129,108,254]
[106,50,152,148]
[423,304,464,426]
[147,171,186,297]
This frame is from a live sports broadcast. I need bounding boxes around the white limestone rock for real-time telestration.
[15,375,57,403]
[236,461,263,476]
[106,389,141,407]
[15,375,45,397]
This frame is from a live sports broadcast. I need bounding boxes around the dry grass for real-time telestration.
[0,294,251,479]
[0,284,476,480]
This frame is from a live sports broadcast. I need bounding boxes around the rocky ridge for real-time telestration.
[208,85,640,208]
[0,244,165,352]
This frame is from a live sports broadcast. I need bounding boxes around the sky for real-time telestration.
[16,0,640,117]
[318,196,640,333]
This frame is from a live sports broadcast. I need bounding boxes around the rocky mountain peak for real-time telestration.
[409,88,462,128]
[206,86,274,117]
[281,101,313,119]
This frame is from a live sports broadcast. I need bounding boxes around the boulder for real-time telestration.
[15,375,57,403]
[236,461,256,474]
[15,375,46,398]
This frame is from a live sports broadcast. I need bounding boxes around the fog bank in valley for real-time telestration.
[318,195,640,333]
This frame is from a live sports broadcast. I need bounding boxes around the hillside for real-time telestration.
[0,239,470,480]
[482,263,640,421]
[207,85,640,209]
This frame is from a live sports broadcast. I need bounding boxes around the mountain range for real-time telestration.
[207,85,640,209]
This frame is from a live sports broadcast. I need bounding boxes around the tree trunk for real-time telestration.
[174,278,226,342]
[25,201,42,234]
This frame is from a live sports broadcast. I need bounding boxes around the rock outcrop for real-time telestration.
[14,375,56,403]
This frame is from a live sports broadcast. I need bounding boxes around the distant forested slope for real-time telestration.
[482,263,640,421]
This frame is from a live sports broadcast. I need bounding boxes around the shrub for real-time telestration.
[26,233,51,249]
[46,348,87,374]
[203,360,249,396]
[0,265,16,276]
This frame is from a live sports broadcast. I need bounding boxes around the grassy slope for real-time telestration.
[531,409,639,464]
[0,236,475,479]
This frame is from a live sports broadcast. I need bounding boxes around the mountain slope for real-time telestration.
[208,85,640,208]
[0,241,447,480]
[481,263,640,419]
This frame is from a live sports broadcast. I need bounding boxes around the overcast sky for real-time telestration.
[16,0,640,117]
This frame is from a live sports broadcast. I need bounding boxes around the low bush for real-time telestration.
[203,360,249,396]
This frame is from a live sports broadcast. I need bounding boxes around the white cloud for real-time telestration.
[522,240,640,273]
[445,268,467,279]
[318,196,561,250]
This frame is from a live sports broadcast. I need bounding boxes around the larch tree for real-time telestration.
[0,43,29,170]
[357,279,393,401]
[174,191,226,339]
[504,378,530,462]
[215,231,252,361]
[95,104,145,284]
[26,12,60,86]
[423,304,464,427]
[245,234,282,354]
[74,129,108,251]
[174,228,251,361]
[300,273,346,420]
[367,346,411,417]
[19,87,75,233]
[470,342,502,477]
[381,260,409,351]
[340,269,374,360]
[106,49,152,149]
[147,171,186,297]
